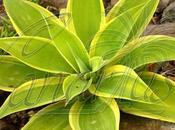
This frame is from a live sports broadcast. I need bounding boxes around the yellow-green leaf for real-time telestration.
[89,65,161,104]
[67,0,105,50]
[90,4,145,60]
[0,55,48,92]
[90,0,159,60]
[63,75,92,103]
[4,0,90,73]
[4,0,62,39]
[0,37,76,74]
[27,2,90,73]
[89,56,104,72]
[22,102,72,130]
[0,77,65,119]
[118,72,175,123]
[69,97,120,130]
[111,35,175,69]
[106,0,159,41]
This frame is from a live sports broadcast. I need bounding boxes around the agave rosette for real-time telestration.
[0,0,175,130]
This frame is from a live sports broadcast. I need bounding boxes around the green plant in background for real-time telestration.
[0,0,175,129]
[0,16,16,38]
[0,16,16,54]
[28,0,40,3]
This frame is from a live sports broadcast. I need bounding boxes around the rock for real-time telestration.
[120,113,175,130]
[111,0,118,6]
[157,0,171,13]
[41,0,67,9]
[144,23,175,37]
[110,0,173,13]
[161,1,175,23]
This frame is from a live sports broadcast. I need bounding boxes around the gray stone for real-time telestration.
[41,0,67,9]
[120,113,175,130]
[144,23,175,37]
[111,0,118,6]
[161,1,175,23]
[157,0,171,12]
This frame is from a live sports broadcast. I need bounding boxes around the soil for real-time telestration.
[0,0,175,130]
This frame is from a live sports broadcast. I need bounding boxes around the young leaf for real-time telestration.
[89,65,161,104]
[89,56,104,72]
[90,4,146,60]
[59,8,69,26]
[22,102,72,130]
[0,55,48,92]
[0,77,65,119]
[107,0,159,43]
[4,0,62,39]
[111,35,175,69]
[67,0,105,50]
[0,37,76,74]
[63,75,92,103]
[69,97,120,130]
[118,72,175,123]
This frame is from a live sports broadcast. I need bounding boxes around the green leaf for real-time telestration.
[59,8,69,26]
[4,0,90,73]
[90,4,144,60]
[111,35,175,69]
[22,102,72,130]
[47,25,90,73]
[4,0,62,39]
[0,37,76,74]
[90,0,159,60]
[118,72,175,123]
[89,56,104,72]
[0,55,48,92]
[106,0,158,42]
[0,50,4,54]
[69,97,120,130]
[67,0,105,50]
[63,75,92,103]
[27,1,90,73]
[0,77,65,119]
[89,65,161,104]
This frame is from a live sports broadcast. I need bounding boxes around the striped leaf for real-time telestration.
[28,1,90,73]
[118,72,175,123]
[22,102,72,130]
[0,77,65,119]
[0,37,76,74]
[69,97,120,130]
[0,56,48,92]
[111,35,175,69]
[4,0,90,73]
[89,56,104,72]
[63,75,92,103]
[89,65,161,104]
[90,0,159,60]
[4,0,62,38]
[106,0,159,41]
[90,4,144,60]
[67,0,105,50]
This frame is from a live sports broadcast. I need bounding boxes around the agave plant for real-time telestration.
[0,0,175,129]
